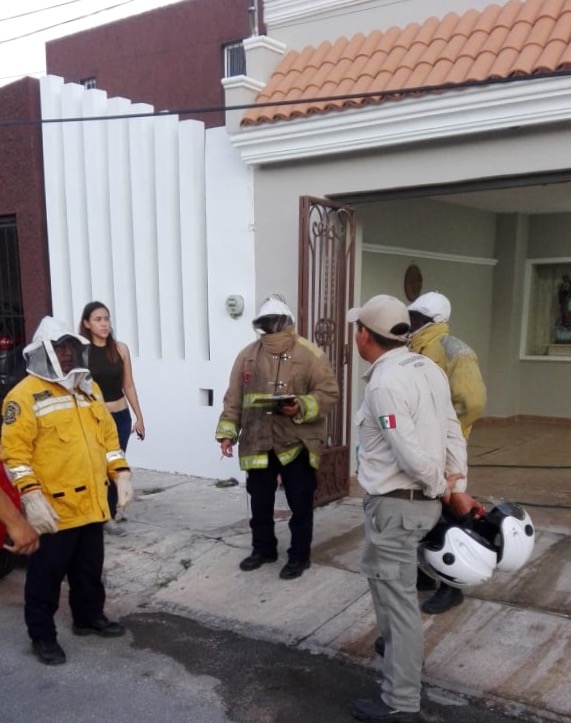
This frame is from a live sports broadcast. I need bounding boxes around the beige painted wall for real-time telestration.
[357,198,496,373]
[252,127,571,420]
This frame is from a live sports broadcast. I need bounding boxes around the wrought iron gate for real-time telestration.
[298,197,356,506]
[0,216,26,409]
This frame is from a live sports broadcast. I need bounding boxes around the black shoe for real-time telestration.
[374,636,385,657]
[72,615,125,637]
[279,559,310,580]
[416,569,437,591]
[421,585,464,615]
[239,552,278,571]
[351,698,420,721]
[32,637,66,665]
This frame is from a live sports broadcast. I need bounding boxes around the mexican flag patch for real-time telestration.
[379,414,396,430]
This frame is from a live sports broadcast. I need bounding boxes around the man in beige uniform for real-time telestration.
[349,295,467,722]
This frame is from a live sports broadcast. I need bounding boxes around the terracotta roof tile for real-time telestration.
[453,9,481,37]
[472,4,503,33]
[242,0,571,126]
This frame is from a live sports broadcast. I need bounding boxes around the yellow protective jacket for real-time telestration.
[409,322,487,438]
[1,376,129,530]
[215,328,339,470]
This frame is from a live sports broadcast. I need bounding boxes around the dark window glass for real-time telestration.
[223,42,246,77]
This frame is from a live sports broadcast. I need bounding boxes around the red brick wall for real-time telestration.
[0,78,51,340]
[46,0,263,128]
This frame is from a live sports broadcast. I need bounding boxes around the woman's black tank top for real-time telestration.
[89,344,124,402]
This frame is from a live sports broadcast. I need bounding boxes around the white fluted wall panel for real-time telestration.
[40,76,73,319]
[179,121,209,362]
[129,109,161,358]
[60,83,91,314]
[154,114,184,360]
[40,77,255,477]
[83,89,114,314]
[106,98,139,352]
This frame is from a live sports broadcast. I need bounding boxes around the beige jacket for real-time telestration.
[216,328,339,470]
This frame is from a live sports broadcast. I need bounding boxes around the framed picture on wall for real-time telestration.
[520,257,571,360]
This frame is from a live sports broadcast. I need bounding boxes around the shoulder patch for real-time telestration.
[379,414,397,430]
[33,391,53,403]
[3,400,21,425]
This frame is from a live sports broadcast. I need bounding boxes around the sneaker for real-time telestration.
[279,559,310,580]
[72,615,126,637]
[239,552,278,571]
[104,520,127,536]
[32,637,66,665]
[351,698,420,721]
[421,584,464,615]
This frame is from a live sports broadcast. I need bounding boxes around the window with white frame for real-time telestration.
[223,41,246,78]
[521,257,571,359]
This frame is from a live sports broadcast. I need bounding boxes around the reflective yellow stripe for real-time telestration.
[107,450,126,463]
[298,394,319,422]
[240,453,269,470]
[216,420,239,441]
[276,445,303,466]
[7,464,33,482]
[243,393,274,409]
[33,397,75,417]
[241,448,320,470]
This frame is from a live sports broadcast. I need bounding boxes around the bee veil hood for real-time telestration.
[24,316,92,393]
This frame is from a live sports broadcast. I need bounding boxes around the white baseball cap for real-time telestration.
[347,295,410,341]
[407,291,451,323]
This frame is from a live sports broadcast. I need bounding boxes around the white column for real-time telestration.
[40,75,73,322]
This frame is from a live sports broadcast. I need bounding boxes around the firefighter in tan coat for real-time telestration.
[216,295,339,580]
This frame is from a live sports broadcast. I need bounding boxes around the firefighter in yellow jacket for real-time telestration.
[408,291,487,615]
[1,317,134,665]
[216,294,339,580]
[408,291,486,439]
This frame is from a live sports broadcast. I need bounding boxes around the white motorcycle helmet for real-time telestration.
[418,520,497,589]
[485,502,535,573]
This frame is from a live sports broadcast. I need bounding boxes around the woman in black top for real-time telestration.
[79,301,145,521]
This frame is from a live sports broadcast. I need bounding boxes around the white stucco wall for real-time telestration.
[40,76,256,478]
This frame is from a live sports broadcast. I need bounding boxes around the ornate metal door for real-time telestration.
[298,197,356,506]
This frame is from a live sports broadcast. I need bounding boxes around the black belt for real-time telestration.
[382,489,427,501]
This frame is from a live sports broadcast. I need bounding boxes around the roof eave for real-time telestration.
[230,76,571,166]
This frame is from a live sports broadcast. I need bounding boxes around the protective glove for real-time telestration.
[20,489,59,535]
[115,471,134,512]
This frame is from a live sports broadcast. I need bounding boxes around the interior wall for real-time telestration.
[356,198,495,398]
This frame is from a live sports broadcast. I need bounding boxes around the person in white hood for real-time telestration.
[1,317,133,666]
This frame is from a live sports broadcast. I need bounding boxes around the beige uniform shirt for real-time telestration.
[355,347,467,498]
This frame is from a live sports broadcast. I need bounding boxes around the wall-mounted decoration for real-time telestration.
[404,264,423,302]
[521,258,571,359]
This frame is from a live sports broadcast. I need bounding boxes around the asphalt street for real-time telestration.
[0,578,547,723]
